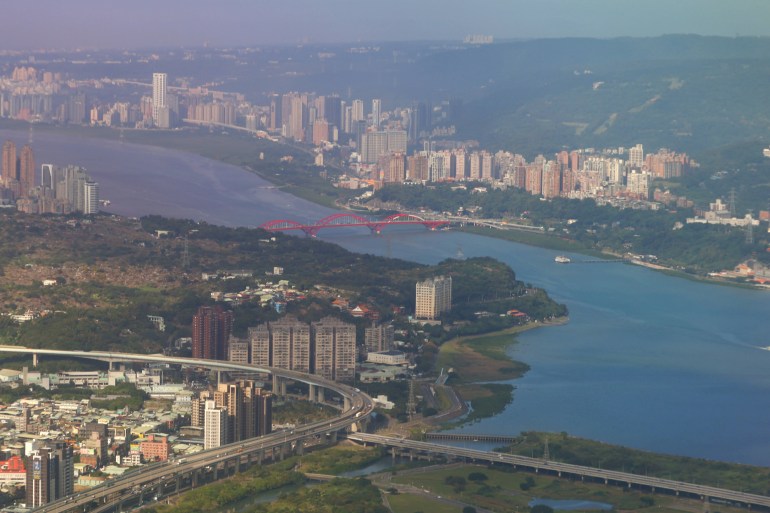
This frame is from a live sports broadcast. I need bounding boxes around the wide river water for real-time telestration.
[5,130,770,466]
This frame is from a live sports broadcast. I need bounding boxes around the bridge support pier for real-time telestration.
[343,396,351,411]
[317,387,325,403]
[309,384,316,402]
[32,353,38,368]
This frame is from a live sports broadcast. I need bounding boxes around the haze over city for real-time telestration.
[1,1,770,512]
[2,0,770,49]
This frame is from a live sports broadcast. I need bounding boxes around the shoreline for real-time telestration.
[432,317,568,429]
[460,225,768,291]
[3,121,764,292]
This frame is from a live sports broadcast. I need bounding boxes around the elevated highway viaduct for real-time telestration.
[348,433,770,511]
[0,347,374,513]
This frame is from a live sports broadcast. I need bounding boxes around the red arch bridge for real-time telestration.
[258,213,450,237]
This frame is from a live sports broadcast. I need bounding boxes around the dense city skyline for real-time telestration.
[2,0,770,49]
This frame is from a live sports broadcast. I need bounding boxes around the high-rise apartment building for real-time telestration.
[25,442,73,508]
[364,322,394,354]
[203,400,227,450]
[1,140,16,185]
[371,98,381,129]
[252,316,310,373]
[192,306,234,361]
[352,99,364,122]
[40,164,54,189]
[83,181,99,214]
[152,73,167,126]
[312,317,356,382]
[250,316,356,382]
[628,144,644,168]
[415,276,453,320]
[268,94,282,131]
[199,381,272,447]
[18,144,34,197]
[228,336,250,364]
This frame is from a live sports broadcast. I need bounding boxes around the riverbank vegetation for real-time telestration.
[434,323,563,428]
[370,183,769,275]
[144,466,305,513]
[143,445,386,513]
[508,432,770,495]
[297,445,384,475]
[0,213,565,358]
[253,477,387,513]
[390,464,750,513]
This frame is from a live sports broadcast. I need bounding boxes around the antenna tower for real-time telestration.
[728,188,737,217]
[745,210,754,245]
[181,235,190,270]
[406,379,417,421]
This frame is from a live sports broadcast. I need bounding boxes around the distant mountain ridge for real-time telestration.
[428,35,770,156]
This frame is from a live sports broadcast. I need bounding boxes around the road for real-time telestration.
[0,347,373,513]
[349,434,770,510]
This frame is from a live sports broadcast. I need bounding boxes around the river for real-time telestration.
[4,129,770,466]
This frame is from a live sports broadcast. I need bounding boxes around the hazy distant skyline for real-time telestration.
[3,0,770,50]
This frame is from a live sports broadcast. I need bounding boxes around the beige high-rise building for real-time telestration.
[152,73,167,126]
[248,325,271,367]
[1,140,16,185]
[262,316,310,373]
[628,143,644,168]
[203,400,227,450]
[312,317,356,382]
[364,322,394,354]
[415,276,452,320]
[228,336,250,364]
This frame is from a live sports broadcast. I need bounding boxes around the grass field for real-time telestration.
[387,493,464,513]
[436,327,530,383]
[391,465,749,513]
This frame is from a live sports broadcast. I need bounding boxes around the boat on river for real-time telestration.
[554,255,571,264]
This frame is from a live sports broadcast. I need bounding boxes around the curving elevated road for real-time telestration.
[0,347,374,513]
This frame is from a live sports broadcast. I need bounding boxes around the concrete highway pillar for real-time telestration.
[296,438,304,456]
[272,374,279,395]
[32,353,38,368]
[281,380,287,396]
[343,396,351,411]
[317,387,325,403]
[309,384,316,402]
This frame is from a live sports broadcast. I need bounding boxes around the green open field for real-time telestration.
[391,465,748,513]
[387,493,464,513]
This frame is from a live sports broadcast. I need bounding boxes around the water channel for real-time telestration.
[4,129,770,466]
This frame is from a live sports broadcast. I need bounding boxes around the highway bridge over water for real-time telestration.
[1,348,768,512]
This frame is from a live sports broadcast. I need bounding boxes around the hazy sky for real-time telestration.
[3,0,770,49]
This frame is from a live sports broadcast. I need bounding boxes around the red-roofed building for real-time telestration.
[0,455,26,487]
